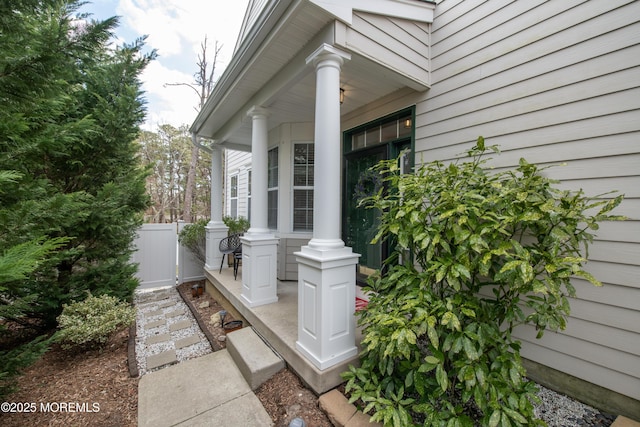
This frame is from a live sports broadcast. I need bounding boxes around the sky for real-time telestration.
[79,0,251,131]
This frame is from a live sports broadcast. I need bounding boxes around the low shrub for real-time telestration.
[343,138,624,427]
[56,294,135,349]
[178,219,208,264]
[222,215,250,235]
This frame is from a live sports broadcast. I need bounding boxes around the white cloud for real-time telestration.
[110,0,250,129]
[140,61,198,130]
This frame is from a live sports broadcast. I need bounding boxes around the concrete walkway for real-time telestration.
[135,287,272,426]
[138,350,272,426]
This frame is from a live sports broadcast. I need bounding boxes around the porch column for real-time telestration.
[295,44,360,370]
[205,144,228,271]
[240,106,279,307]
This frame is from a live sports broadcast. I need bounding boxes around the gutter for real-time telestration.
[191,133,213,153]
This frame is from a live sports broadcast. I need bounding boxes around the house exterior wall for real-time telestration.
[412,0,640,402]
[335,11,431,89]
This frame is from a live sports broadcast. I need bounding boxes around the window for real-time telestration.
[293,143,314,231]
[247,169,251,222]
[267,148,278,229]
[345,110,414,153]
[230,174,238,218]
[230,174,239,218]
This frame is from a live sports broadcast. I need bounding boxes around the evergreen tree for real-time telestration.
[0,0,156,335]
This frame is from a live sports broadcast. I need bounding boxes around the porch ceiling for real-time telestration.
[190,0,433,149]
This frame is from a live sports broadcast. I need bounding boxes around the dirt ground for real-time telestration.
[1,282,333,427]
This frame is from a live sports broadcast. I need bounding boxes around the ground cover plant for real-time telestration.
[56,294,136,349]
[343,138,624,427]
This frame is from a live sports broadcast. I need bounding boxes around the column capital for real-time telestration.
[247,105,270,119]
[306,43,351,68]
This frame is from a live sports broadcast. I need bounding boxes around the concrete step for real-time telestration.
[226,326,285,390]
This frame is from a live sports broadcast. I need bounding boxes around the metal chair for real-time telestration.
[219,234,242,280]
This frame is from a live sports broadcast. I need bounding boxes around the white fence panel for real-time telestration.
[132,223,177,290]
[177,221,205,285]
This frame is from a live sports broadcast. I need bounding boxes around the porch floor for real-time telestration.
[204,267,362,395]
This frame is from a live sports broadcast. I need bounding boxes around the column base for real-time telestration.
[240,234,279,307]
[295,245,360,371]
[205,222,228,271]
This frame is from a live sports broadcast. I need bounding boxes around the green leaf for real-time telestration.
[574,270,602,286]
[503,407,527,424]
[489,410,501,427]
[428,325,439,348]
[476,136,485,151]
[436,364,449,392]
[453,263,471,280]
[463,337,479,360]
[475,366,486,387]
[509,366,521,386]
[424,355,440,365]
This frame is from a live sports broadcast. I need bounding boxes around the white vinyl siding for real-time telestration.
[416,0,640,401]
[336,11,431,90]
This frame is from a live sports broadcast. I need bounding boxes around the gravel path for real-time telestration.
[132,286,617,426]
[134,287,212,376]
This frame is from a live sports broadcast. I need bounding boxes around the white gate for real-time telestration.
[131,222,205,290]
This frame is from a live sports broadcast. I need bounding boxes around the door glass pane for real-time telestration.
[381,120,397,142]
[366,126,380,146]
[352,131,365,150]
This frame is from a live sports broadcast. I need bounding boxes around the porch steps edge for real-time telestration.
[226,326,285,390]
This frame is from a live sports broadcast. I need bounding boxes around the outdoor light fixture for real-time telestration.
[340,88,345,104]
[404,118,412,128]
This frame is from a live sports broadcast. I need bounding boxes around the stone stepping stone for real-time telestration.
[169,319,192,332]
[144,309,164,317]
[146,350,177,370]
[157,300,175,309]
[165,309,185,318]
[175,335,201,350]
[146,333,171,345]
[146,319,167,329]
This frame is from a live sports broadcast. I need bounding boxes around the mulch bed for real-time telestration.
[1,281,334,427]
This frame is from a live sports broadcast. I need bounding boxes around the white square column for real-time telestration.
[205,223,228,271]
[295,246,359,370]
[296,44,360,370]
[240,235,279,307]
[241,106,279,307]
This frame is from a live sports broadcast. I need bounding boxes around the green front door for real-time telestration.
[344,146,387,281]
[342,109,414,283]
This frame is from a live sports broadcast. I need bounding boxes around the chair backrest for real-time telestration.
[219,233,242,252]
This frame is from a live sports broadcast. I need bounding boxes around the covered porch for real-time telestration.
[190,0,434,391]
[204,265,364,394]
